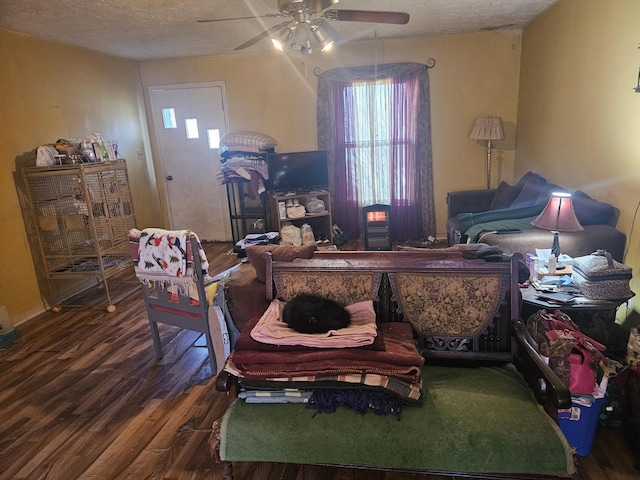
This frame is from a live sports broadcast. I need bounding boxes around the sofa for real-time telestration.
[446,172,626,261]
[212,251,576,479]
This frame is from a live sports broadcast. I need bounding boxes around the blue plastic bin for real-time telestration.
[558,395,606,456]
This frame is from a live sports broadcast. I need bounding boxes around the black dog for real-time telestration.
[282,294,351,334]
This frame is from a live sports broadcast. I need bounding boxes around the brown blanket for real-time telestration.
[230,322,424,383]
[225,361,423,403]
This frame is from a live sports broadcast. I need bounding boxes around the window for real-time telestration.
[162,108,177,129]
[185,118,199,139]
[342,75,418,213]
[344,80,402,206]
[207,128,221,149]
[317,62,434,242]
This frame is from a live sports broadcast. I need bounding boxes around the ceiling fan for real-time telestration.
[198,0,410,55]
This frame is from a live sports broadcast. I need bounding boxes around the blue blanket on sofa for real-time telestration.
[457,205,544,242]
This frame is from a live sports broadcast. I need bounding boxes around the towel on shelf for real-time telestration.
[238,389,312,404]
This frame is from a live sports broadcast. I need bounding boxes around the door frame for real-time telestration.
[147,81,230,230]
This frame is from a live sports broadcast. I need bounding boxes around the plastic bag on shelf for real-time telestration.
[281,223,302,246]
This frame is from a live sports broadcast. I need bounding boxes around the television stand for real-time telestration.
[269,190,332,245]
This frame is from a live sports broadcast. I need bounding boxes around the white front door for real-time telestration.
[149,82,231,241]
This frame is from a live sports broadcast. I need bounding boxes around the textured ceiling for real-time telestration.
[0,0,558,60]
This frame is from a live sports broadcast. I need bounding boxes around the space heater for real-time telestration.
[363,204,391,251]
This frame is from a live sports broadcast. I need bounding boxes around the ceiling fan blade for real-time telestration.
[324,9,410,25]
[233,21,293,51]
[277,0,339,15]
[305,0,340,13]
[198,14,283,23]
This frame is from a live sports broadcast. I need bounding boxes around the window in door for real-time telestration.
[162,108,177,129]
[185,118,199,139]
[207,128,221,149]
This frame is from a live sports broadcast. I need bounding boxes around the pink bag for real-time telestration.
[569,344,596,395]
[528,309,606,392]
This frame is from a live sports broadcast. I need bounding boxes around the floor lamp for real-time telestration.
[470,116,504,189]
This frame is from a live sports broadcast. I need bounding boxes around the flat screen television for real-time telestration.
[267,150,329,193]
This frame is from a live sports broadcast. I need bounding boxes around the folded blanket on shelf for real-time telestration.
[250,299,377,348]
[221,154,269,180]
[234,232,280,251]
[230,365,423,404]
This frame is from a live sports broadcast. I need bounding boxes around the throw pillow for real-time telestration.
[490,181,523,210]
[511,176,548,208]
[571,190,616,226]
[535,183,568,206]
[246,244,317,283]
[515,171,547,187]
[220,131,277,151]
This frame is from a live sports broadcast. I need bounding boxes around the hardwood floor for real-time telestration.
[1,241,638,480]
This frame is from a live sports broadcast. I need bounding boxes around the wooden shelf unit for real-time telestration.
[269,190,333,244]
[225,180,267,244]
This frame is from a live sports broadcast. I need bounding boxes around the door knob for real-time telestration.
[166,175,173,181]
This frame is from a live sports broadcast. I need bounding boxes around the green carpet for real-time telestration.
[220,363,574,476]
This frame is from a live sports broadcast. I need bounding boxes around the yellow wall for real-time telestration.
[139,31,522,240]
[0,28,162,324]
[517,0,640,326]
[2,28,522,324]
[5,3,638,327]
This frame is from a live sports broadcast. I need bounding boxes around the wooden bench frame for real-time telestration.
[215,252,573,479]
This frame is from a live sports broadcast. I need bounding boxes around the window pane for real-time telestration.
[162,108,177,129]
[345,80,394,205]
[207,129,220,149]
[185,118,199,139]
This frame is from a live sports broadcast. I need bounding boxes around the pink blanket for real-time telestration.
[250,299,378,348]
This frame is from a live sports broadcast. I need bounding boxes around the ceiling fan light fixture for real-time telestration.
[301,39,313,55]
[312,24,334,52]
[271,27,293,51]
[290,24,310,51]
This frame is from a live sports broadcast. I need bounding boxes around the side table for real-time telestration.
[520,285,630,334]
[521,285,633,361]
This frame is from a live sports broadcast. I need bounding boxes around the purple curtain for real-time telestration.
[317,63,434,242]
[331,80,361,234]
[389,72,422,240]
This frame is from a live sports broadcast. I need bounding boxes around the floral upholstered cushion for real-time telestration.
[274,271,381,306]
[390,272,507,338]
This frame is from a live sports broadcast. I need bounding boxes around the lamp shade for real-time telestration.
[311,24,334,51]
[530,192,584,232]
[469,116,505,141]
